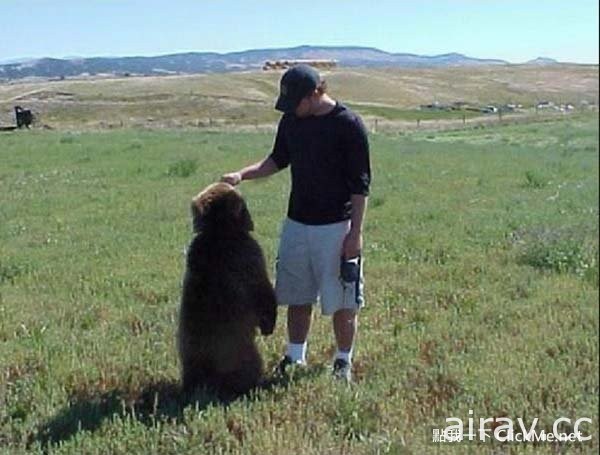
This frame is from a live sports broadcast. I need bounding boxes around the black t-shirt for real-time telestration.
[268,102,371,225]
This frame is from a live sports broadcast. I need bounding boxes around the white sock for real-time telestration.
[286,342,307,364]
[335,348,353,365]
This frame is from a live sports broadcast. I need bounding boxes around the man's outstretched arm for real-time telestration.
[221,157,280,186]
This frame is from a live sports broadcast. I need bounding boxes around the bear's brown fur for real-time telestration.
[177,182,277,398]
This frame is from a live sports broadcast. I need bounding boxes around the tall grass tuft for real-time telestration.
[524,170,548,188]
[517,226,598,280]
[166,159,198,178]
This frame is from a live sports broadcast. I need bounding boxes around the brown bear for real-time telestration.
[177,182,277,398]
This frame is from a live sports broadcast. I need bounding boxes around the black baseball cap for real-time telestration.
[275,64,321,113]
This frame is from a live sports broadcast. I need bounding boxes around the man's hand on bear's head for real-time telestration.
[220,172,242,186]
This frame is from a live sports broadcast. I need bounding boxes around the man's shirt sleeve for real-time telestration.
[343,115,371,196]
[268,116,290,170]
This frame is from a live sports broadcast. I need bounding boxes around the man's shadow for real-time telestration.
[33,366,323,451]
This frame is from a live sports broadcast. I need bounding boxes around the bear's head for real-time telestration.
[191,182,254,234]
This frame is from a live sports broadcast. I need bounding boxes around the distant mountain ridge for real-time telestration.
[0,45,558,80]
[526,57,559,65]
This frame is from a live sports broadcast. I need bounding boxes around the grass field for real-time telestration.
[0,113,598,454]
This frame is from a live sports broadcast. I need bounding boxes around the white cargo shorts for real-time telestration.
[275,218,365,315]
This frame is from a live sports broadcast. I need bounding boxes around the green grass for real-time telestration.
[0,114,598,454]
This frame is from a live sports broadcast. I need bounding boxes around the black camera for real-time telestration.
[340,256,360,283]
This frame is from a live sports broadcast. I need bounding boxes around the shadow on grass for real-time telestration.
[34,380,190,451]
[33,366,324,452]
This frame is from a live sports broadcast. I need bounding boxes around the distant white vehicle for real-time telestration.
[537,101,555,109]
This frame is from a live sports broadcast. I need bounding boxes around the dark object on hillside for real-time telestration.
[178,182,277,400]
[1,106,34,131]
[263,59,337,70]
[15,106,33,128]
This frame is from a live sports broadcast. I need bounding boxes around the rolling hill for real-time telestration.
[0,45,514,80]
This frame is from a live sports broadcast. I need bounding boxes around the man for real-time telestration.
[221,64,370,382]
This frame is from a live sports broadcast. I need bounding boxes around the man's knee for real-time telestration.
[333,308,357,321]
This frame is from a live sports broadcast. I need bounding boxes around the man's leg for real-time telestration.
[270,304,314,375]
[332,308,357,382]
[283,304,312,365]
[288,304,313,344]
[274,219,317,370]
[310,221,362,380]
[333,308,357,355]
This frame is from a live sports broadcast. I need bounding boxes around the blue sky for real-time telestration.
[0,0,598,63]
